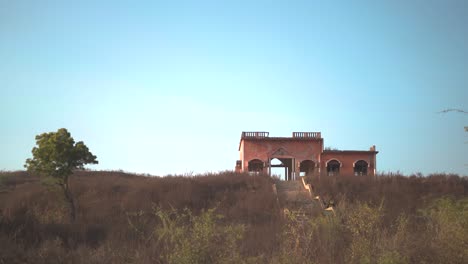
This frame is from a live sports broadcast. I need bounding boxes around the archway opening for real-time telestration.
[326,160,340,176]
[269,158,294,180]
[248,159,264,173]
[270,158,286,180]
[354,160,368,176]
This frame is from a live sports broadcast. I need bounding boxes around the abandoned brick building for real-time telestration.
[235,132,378,179]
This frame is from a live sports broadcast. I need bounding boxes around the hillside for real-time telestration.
[1,171,467,264]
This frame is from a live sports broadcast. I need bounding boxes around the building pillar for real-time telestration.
[268,159,271,177]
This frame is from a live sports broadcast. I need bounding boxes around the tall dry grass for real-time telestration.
[1,170,467,263]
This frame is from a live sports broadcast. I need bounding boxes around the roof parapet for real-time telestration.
[292,132,321,139]
[241,132,269,138]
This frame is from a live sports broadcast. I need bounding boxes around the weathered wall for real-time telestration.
[241,139,323,172]
[238,134,377,177]
[320,151,377,176]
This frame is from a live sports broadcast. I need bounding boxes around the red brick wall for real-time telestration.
[241,139,323,171]
[320,151,377,176]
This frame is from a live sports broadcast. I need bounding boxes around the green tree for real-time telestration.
[24,128,98,222]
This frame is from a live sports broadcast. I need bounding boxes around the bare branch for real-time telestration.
[437,108,468,114]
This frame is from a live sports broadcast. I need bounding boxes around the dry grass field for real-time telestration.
[1,170,467,263]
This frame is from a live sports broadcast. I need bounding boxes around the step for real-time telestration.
[284,203,321,217]
[275,181,304,191]
[279,190,311,201]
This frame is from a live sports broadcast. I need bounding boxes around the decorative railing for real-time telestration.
[292,132,321,138]
[241,132,269,138]
[241,131,321,139]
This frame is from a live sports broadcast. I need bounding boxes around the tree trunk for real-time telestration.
[63,180,76,222]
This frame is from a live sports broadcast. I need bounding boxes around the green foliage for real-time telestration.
[24,128,97,222]
[422,197,468,264]
[276,210,314,264]
[150,207,245,264]
[346,202,383,264]
[24,128,98,185]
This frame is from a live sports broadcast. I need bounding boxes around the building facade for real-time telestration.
[235,132,378,179]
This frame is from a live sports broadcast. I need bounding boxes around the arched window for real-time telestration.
[354,160,368,176]
[248,159,264,172]
[326,159,341,176]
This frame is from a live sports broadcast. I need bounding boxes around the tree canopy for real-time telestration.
[25,128,98,184]
[24,128,98,221]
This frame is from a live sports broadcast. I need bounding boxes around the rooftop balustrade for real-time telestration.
[241,132,269,138]
[292,132,321,138]
[241,131,322,139]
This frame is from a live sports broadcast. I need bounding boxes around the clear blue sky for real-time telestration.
[1,0,467,176]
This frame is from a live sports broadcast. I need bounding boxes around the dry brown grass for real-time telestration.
[305,173,468,224]
[1,170,467,263]
[0,171,281,263]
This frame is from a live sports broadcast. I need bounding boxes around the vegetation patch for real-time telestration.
[0,171,467,263]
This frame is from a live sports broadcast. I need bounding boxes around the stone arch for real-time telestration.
[269,158,288,180]
[248,159,264,172]
[354,160,369,176]
[326,159,341,176]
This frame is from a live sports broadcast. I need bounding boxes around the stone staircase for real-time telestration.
[275,179,319,219]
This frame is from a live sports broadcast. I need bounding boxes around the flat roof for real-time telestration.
[239,131,323,150]
[322,150,379,154]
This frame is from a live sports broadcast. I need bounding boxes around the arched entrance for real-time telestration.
[270,158,285,180]
[269,157,293,181]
